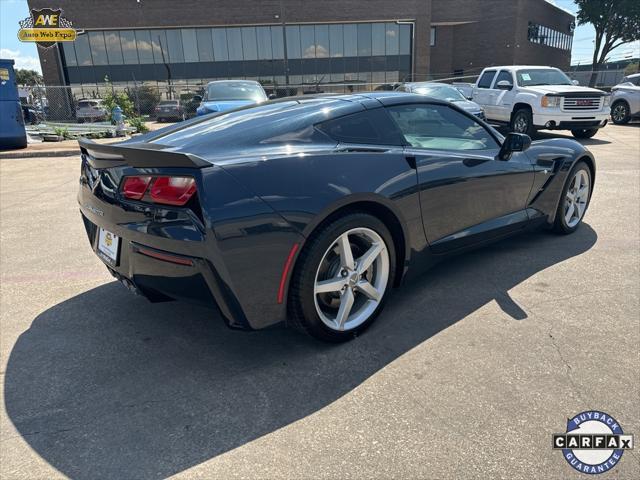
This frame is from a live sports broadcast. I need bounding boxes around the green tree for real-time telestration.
[575,0,640,86]
[15,69,43,86]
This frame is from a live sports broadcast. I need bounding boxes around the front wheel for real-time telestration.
[611,101,630,125]
[510,108,535,137]
[553,161,592,234]
[288,213,396,342]
[571,128,598,139]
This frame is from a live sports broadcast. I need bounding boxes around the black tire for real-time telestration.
[611,101,630,125]
[510,108,535,137]
[288,213,396,342]
[553,161,592,234]
[571,128,598,139]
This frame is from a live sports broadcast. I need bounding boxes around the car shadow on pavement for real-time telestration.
[4,225,597,479]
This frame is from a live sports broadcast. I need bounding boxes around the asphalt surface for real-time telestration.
[1,124,639,479]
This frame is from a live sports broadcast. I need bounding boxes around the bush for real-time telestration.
[53,126,72,139]
[102,88,135,122]
[128,86,162,115]
[127,116,149,134]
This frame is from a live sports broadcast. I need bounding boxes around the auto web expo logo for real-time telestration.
[18,8,77,48]
[553,411,634,474]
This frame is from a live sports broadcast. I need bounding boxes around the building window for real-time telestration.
[329,24,343,57]
[315,24,329,58]
[62,41,77,66]
[135,30,154,64]
[104,31,123,64]
[357,23,372,56]
[88,31,108,65]
[165,29,184,63]
[271,26,284,60]
[285,25,301,59]
[151,30,168,64]
[181,29,199,63]
[74,33,93,66]
[343,24,357,57]
[119,30,138,64]
[241,27,258,61]
[528,22,572,51]
[430,27,436,47]
[399,24,411,55]
[64,22,414,86]
[196,28,213,62]
[212,28,229,61]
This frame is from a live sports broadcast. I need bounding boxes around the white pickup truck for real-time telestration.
[472,66,610,139]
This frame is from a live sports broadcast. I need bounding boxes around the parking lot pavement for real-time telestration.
[1,124,638,479]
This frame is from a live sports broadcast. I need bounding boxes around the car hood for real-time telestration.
[452,99,482,112]
[198,99,257,113]
[522,85,607,96]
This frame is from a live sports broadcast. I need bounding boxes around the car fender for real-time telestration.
[512,91,540,114]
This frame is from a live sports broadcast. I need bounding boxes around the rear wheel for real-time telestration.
[511,108,535,137]
[288,213,396,342]
[553,161,592,234]
[571,128,598,139]
[611,101,630,125]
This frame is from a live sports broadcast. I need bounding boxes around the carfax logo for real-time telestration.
[553,410,634,474]
[17,8,77,48]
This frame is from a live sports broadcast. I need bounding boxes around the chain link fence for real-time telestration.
[17,70,626,126]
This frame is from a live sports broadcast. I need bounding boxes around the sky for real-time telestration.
[1,0,639,75]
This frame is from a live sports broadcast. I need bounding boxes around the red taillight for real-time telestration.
[120,175,197,206]
[149,176,197,206]
[122,176,152,200]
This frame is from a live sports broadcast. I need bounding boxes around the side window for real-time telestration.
[386,104,500,151]
[317,108,403,145]
[477,70,497,88]
[495,70,513,85]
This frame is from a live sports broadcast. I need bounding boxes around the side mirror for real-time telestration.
[496,80,513,90]
[192,95,203,103]
[268,93,277,100]
[572,79,580,86]
[498,133,531,160]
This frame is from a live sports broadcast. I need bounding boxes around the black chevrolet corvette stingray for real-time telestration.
[78,92,594,341]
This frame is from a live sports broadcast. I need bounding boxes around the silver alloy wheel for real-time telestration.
[313,227,390,332]
[612,103,627,123]
[564,169,590,228]
[513,113,528,133]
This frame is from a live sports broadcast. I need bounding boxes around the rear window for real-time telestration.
[159,100,179,106]
[317,109,403,145]
[477,70,497,88]
[78,101,98,108]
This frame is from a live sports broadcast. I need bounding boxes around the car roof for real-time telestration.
[624,73,640,79]
[206,80,262,86]
[137,92,451,157]
[402,82,451,88]
[484,65,557,71]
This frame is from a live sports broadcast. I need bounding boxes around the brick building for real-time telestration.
[29,0,574,89]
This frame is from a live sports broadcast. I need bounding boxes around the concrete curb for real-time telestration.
[0,149,80,159]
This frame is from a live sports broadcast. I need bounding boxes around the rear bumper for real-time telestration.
[80,211,252,329]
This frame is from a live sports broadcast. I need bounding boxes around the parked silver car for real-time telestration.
[395,82,485,119]
[610,73,640,125]
[76,99,108,123]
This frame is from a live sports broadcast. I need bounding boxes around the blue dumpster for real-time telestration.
[0,59,27,150]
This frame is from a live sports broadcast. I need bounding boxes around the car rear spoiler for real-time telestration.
[78,138,211,169]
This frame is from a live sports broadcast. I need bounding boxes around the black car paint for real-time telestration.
[78,92,594,331]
